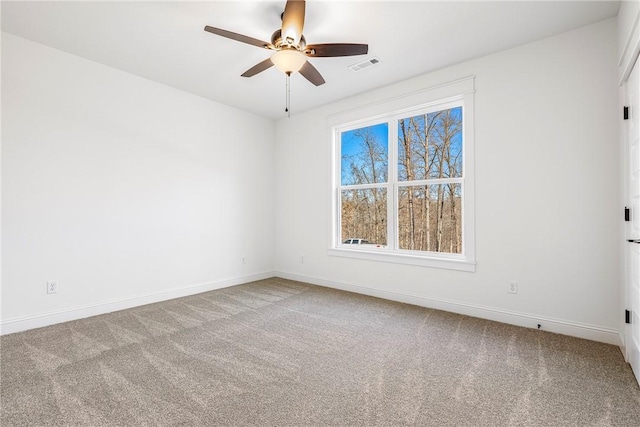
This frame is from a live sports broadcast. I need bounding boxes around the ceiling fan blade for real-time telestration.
[299,61,325,86]
[281,0,305,46]
[241,58,274,77]
[204,26,272,49]
[305,43,369,57]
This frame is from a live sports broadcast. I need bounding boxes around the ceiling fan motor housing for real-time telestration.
[271,29,306,51]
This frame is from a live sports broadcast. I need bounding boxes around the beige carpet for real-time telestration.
[1,278,639,426]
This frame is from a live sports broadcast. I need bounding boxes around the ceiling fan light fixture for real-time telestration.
[271,49,307,74]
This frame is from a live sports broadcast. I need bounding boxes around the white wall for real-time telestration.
[618,0,640,83]
[274,18,621,344]
[1,33,275,333]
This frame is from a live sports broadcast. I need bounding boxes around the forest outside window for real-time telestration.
[329,79,475,271]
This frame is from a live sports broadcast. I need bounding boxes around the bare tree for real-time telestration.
[341,107,461,252]
[341,127,387,244]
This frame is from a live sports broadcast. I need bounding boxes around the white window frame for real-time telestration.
[327,77,475,272]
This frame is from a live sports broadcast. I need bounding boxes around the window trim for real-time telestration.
[328,77,476,272]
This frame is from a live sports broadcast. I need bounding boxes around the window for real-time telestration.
[329,77,475,271]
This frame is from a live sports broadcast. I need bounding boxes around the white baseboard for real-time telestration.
[2,270,623,348]
[277,271,622,346]
[0,271,276,335]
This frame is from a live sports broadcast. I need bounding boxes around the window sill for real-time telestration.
[327,248,476,272]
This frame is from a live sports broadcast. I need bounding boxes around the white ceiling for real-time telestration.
[1,1,620,120]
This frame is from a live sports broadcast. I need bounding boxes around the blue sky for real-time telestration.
[341,122,388,185]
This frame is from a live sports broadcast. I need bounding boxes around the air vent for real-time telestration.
[349,57,381,72]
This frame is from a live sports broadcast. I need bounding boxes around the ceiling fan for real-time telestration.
[204,0,369,87]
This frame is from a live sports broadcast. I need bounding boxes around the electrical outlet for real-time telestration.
[242,257,246,264]
[508,281,518,294]
[300,256,305,263]
[46,281,58,294]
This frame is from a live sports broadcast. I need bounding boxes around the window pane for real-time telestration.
[398,107,463,181]
[398,183,462,253]
[341,123,388,185]
[341,188,387,245]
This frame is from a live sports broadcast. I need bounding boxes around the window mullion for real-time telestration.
[339,183,388,191]
[388,119,398,251]
[397,177,464,187]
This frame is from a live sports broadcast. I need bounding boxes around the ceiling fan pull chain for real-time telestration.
[285,72,291,117]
